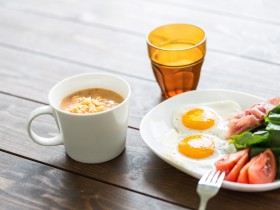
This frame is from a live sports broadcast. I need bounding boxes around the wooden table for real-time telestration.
[0,0,279,209]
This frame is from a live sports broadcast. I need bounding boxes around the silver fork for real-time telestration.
[196,170,225,210]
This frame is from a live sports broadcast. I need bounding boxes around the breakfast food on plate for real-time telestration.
[171,97,280,184]
[173,100,242,139]
[216,98,280,184]
[60,88,124,114]
[226,96,280,138]
[173,100,242,160]
[165,100,242,175]
[177,134,234,160]
[215,148,276,184]
[163,132,236,176]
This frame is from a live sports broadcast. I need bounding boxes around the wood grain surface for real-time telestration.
[0,0,280,209]
[0,151,190,210]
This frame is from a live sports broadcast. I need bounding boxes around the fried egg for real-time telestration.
[173,100,242,139]
[162,132,236,175]
[161,100,242,175]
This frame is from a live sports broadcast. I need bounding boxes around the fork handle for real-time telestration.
[198,197,210,210]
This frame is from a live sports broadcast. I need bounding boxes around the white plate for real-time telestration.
[140,89,280,192]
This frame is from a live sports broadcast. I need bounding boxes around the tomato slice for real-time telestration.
[225,152,249,182]
[237,156,257,184]
[215,148,249,175]
[248,149,277,184]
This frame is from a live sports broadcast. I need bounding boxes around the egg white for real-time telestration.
[162,133,236,175]
[173,100,242,139]
[163,100,242,175]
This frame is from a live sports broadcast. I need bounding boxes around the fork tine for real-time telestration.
[211,170,220,183]
[198,170,211,184]
[216,171,225,186]
[205,170,216,183]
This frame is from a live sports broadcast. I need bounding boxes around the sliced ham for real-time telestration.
[269,96,280,105]
[226,97,280,139]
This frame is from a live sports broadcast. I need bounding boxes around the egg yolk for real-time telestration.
[182,108,215,130]
[178,135,215,159]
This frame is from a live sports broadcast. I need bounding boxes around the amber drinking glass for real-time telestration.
[147,24,206,98]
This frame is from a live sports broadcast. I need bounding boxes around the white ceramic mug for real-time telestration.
[27,73,131,163]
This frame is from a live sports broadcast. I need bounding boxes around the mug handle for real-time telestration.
[27,106,63,146]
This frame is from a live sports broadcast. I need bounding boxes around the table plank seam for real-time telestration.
[0,42,155,82]
[0,7,280,67]
[0,148,193,210]
[209,48,280,67]
[0,90,47,106]
[148,0,280,26]
[0,38,279,83]
[0,6,144,38]
[2,0,280,28]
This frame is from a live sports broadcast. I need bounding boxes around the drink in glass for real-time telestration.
[147,24,206,98]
